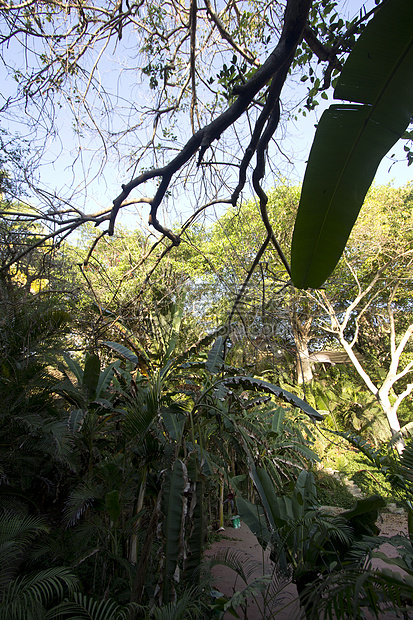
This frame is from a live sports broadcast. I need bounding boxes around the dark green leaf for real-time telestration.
[82,355,100,400]
[206,336,224,374]
[102,341,141,366]
[161,459,188,603]
[104,490,121,523]
[291,0,413,288]
[95,361,120,398]
[221,376,323,420]
[62,353,83,385]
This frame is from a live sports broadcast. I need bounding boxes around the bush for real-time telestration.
[313,470,355,508]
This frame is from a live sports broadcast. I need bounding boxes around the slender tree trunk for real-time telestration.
[296,340,313,385]
[130,494,161,605]
[129,469,148,564]
[218,475,225,529]
[291,307,313,385]
[318,290,413,454]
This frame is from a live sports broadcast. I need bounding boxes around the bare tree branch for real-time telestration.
[203,0,260,68]
[110,0,311,246]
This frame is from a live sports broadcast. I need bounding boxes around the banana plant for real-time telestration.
[101,316,223,605]
[54,353,122,425]
[102,312,323,606]
[291,0,413,289]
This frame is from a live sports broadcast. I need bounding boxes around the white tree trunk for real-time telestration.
[296,343,313,385]
[317,290,413,455]
[291,306,313,385]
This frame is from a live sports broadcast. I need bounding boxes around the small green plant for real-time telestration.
[313,470,355,509]
[319,434,401,503]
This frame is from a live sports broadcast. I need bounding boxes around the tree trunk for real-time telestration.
[317,290,412,455]
[291,307,313,385]
[377,389,405,455]
[336,332,405,453]
[296,342,313,385]
[218,476,225,529]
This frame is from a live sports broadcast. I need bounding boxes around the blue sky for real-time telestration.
[2,0,411,234]
[290,97,413,189]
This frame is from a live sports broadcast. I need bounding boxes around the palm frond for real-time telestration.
[0,567,78,620]
[63,482,102,527]
[122,397,158,443]
[0,511,49,583]
[209,548,266,585]
[302,568,413,620]
[151,586,206,620]
[47,593,141,620]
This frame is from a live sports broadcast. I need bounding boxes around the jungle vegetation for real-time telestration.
[2,0,413,617]
[2,182,413,618]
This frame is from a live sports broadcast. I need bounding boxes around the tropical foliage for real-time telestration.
[291,0,413,288]
[2,152,413,618]
[2,2,413,618]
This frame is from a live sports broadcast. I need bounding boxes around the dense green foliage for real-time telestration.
[2,180,413,618]
[2,0,413,617]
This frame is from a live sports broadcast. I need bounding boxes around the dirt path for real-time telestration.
[204,511,409,620]
[204,523,299,619]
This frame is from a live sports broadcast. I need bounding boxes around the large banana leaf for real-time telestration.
[185,453,205,581]
[174,327,223,368]
[221,375,323,420]
[237,471,318,575]
[102,341,142,366]
[161,404,187,442]
[163,302,184,362]
[161,459,188,603]
[82,355,101,400]
[250,465,293,528]
[206,336,224,374]
[62,353,83,385]
[95,361,120,398]
[236,496,271,546]
[291,0,413,289]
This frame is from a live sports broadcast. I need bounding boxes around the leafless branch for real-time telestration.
[110,0,311,246]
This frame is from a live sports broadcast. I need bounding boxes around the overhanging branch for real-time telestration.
[109,0,312,244]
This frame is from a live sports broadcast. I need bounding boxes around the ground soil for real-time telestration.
[204,511,410,620]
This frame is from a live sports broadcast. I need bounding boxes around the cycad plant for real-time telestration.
[281,433,413,619]
[234,467,391,618]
